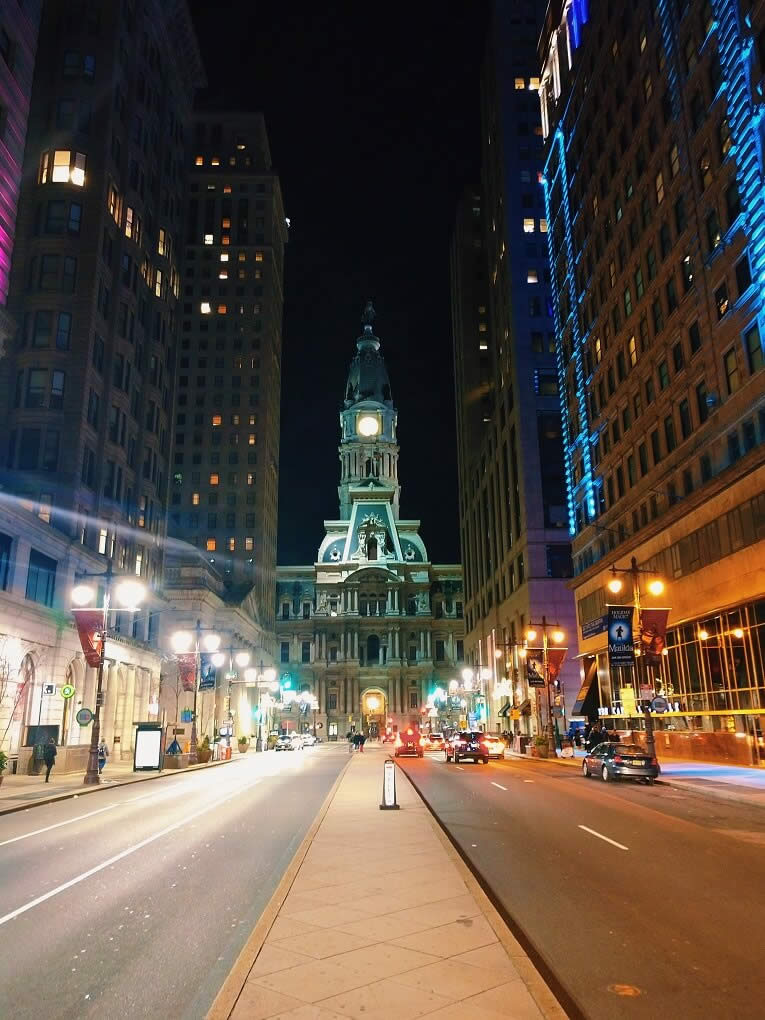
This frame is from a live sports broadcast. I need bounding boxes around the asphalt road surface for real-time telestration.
[0,744,348,1019]
[398,752,765,1020]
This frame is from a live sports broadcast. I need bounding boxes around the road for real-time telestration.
[0,744,348,1019]
[398,752,765,1020]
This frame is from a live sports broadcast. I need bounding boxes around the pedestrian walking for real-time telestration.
[42,737,57,783]
[358,733,366,753]
[98,740,109,774]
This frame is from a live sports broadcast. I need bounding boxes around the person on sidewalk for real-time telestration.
[97,740,109,775]
[42,738,57,783]
[358,733,366,753]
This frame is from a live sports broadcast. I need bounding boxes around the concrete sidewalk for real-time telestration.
[0,755,234,814]
[505,748,765,807]
[211,747,565,1020]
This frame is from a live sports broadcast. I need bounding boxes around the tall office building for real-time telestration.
[539,1,765,763]
[1,0,205,587]
[170,112,287,632]
[451,1,577,739]
[0,0,42,349]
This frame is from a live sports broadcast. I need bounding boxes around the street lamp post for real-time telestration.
[525,617,565,756]
[170,622,222,764]
[71,561,146,785]
[607,556,665,760]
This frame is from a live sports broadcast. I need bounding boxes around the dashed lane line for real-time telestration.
[578,824,629,851]
[491,782,508,791]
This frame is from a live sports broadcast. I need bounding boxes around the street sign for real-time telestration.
[582,615,608,638]
[380,758,400,810]
[43,683,56,696]
[172,727,186,735]
[651,696,669,713]
[61,683,75,699]
[76,708,94,726]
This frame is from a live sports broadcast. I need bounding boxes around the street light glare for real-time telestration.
[114,578,146,609]
[518,647,527,658]
[235,651,251,668]
[607,577,624,594]
[449,679,459,692]
[551,630,565,644]
[244,667,258,683]
[461,668,474,683]
[263,667,277,684]
[202,632,221,652]
[71,583,95,607]
[211,652,226,668]
[171,630,194,654]
[526,629,537,642]
[648,579,665,596]
[494,648,503,658]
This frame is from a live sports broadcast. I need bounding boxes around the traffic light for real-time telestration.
[281,676,293,691]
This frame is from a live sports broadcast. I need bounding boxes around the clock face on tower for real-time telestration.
[357,414,380,437]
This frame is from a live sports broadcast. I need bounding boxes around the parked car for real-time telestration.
[582,742,659,784]
[301,733,317,747]
[394,728,424,758]
[423,732,445,751]
[275,735,295,751]
[482,734,506,760]
[445,731,489,764]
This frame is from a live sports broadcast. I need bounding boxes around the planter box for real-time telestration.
[163,753,191,770]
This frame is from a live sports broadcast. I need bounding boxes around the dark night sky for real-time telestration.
[187,2,490,564]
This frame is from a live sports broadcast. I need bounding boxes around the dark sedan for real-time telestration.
[445,731,489,764]
[582,742,659,784]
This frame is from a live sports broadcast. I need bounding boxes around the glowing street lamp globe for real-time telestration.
[244,667,258,684]
[202,632,221,652]
[526,629,537,642]
[235,651,251,668]
[114,578,146,609]
[263,667,277,684]
[211,652,226,668]
[461,668,474,684]
[448,679,459,693]
[551,630,565,644]
[171,629,194,654]
[607,577,624,594]
[648,579,665,597]
[71,583,95,607]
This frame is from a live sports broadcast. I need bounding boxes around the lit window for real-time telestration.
[245,537,254,551]
[195,156,203,166]
[200,302,211,314]
[254,251,263,262]
[527,269,539,283]
[203,233,214,246]
[125,206,135,238]
[217,304,227,314]
[539,218,548,233]
[227,537,236,551]
[206,538,216,551]
[40,150,87,186]
[211,157,220,166]
[219,270,228,279]
[247,473,254,485]
[158,228,167,256]
[529,76,539,89]
[248,434,256,445]
[192,492,200,505]
[644,73,653,102]
[221,218,231,229]
[209,473,219,485]
[628,335,637,366]
[211,415,222,426]
[655,171,665,204]
[135,552,143,576]
[479,342,488,351]
[154,269,162,298]
[223,185,232,194]
[515,77,525,90]
[98,528,108,555]
[221,235,230,246]
[523,218,535,233]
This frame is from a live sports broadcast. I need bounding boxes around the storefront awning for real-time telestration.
[498,701,512,718]
[572,671,596,716]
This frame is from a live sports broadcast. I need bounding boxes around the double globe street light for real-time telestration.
[71,561,147,785]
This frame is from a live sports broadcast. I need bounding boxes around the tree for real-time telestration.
[0,641,32,752]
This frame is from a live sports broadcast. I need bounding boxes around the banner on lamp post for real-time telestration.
[546,647,567,681]
[526,650,546,687]
[177,653,197,692]
[607,605,635,668]
[73,609,104,668]
[639,607,670,665]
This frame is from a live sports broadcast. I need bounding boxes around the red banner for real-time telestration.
[178,654,197,692]
[547,646,567,681]
[640,608,670,665]
[73,609,104,668]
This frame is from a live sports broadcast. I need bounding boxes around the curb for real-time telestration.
[505,751,765,808]
[206,755,352,1020]
[398,760,584,1020]
[0,755,237,816]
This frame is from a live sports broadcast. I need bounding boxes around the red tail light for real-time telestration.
[650,757,658,765]
[406,728,413,735]
[613,755,623,763]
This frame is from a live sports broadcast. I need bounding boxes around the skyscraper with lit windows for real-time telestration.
[169,112,287,630]
[539,0,765,762]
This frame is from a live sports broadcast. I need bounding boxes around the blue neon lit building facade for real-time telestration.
[538,0,765,762]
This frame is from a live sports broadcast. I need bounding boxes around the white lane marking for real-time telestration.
[0,779,261,926]
[523,779,534,783]
[578,824,629,851]
[491,782,508,791]
[0,803,118,847]
[455,766,465,771]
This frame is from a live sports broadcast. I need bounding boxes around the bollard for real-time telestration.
[380,757,400,810]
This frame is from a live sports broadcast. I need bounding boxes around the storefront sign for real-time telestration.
[76,708,94,726]
[526,650,546,687]
[582,615,608,638]
[639,607,670,665]
[651,696,669,713]
[607,606,635,667]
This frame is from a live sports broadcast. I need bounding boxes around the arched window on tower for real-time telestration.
[367,537,378,561]
[366,634,380,664]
